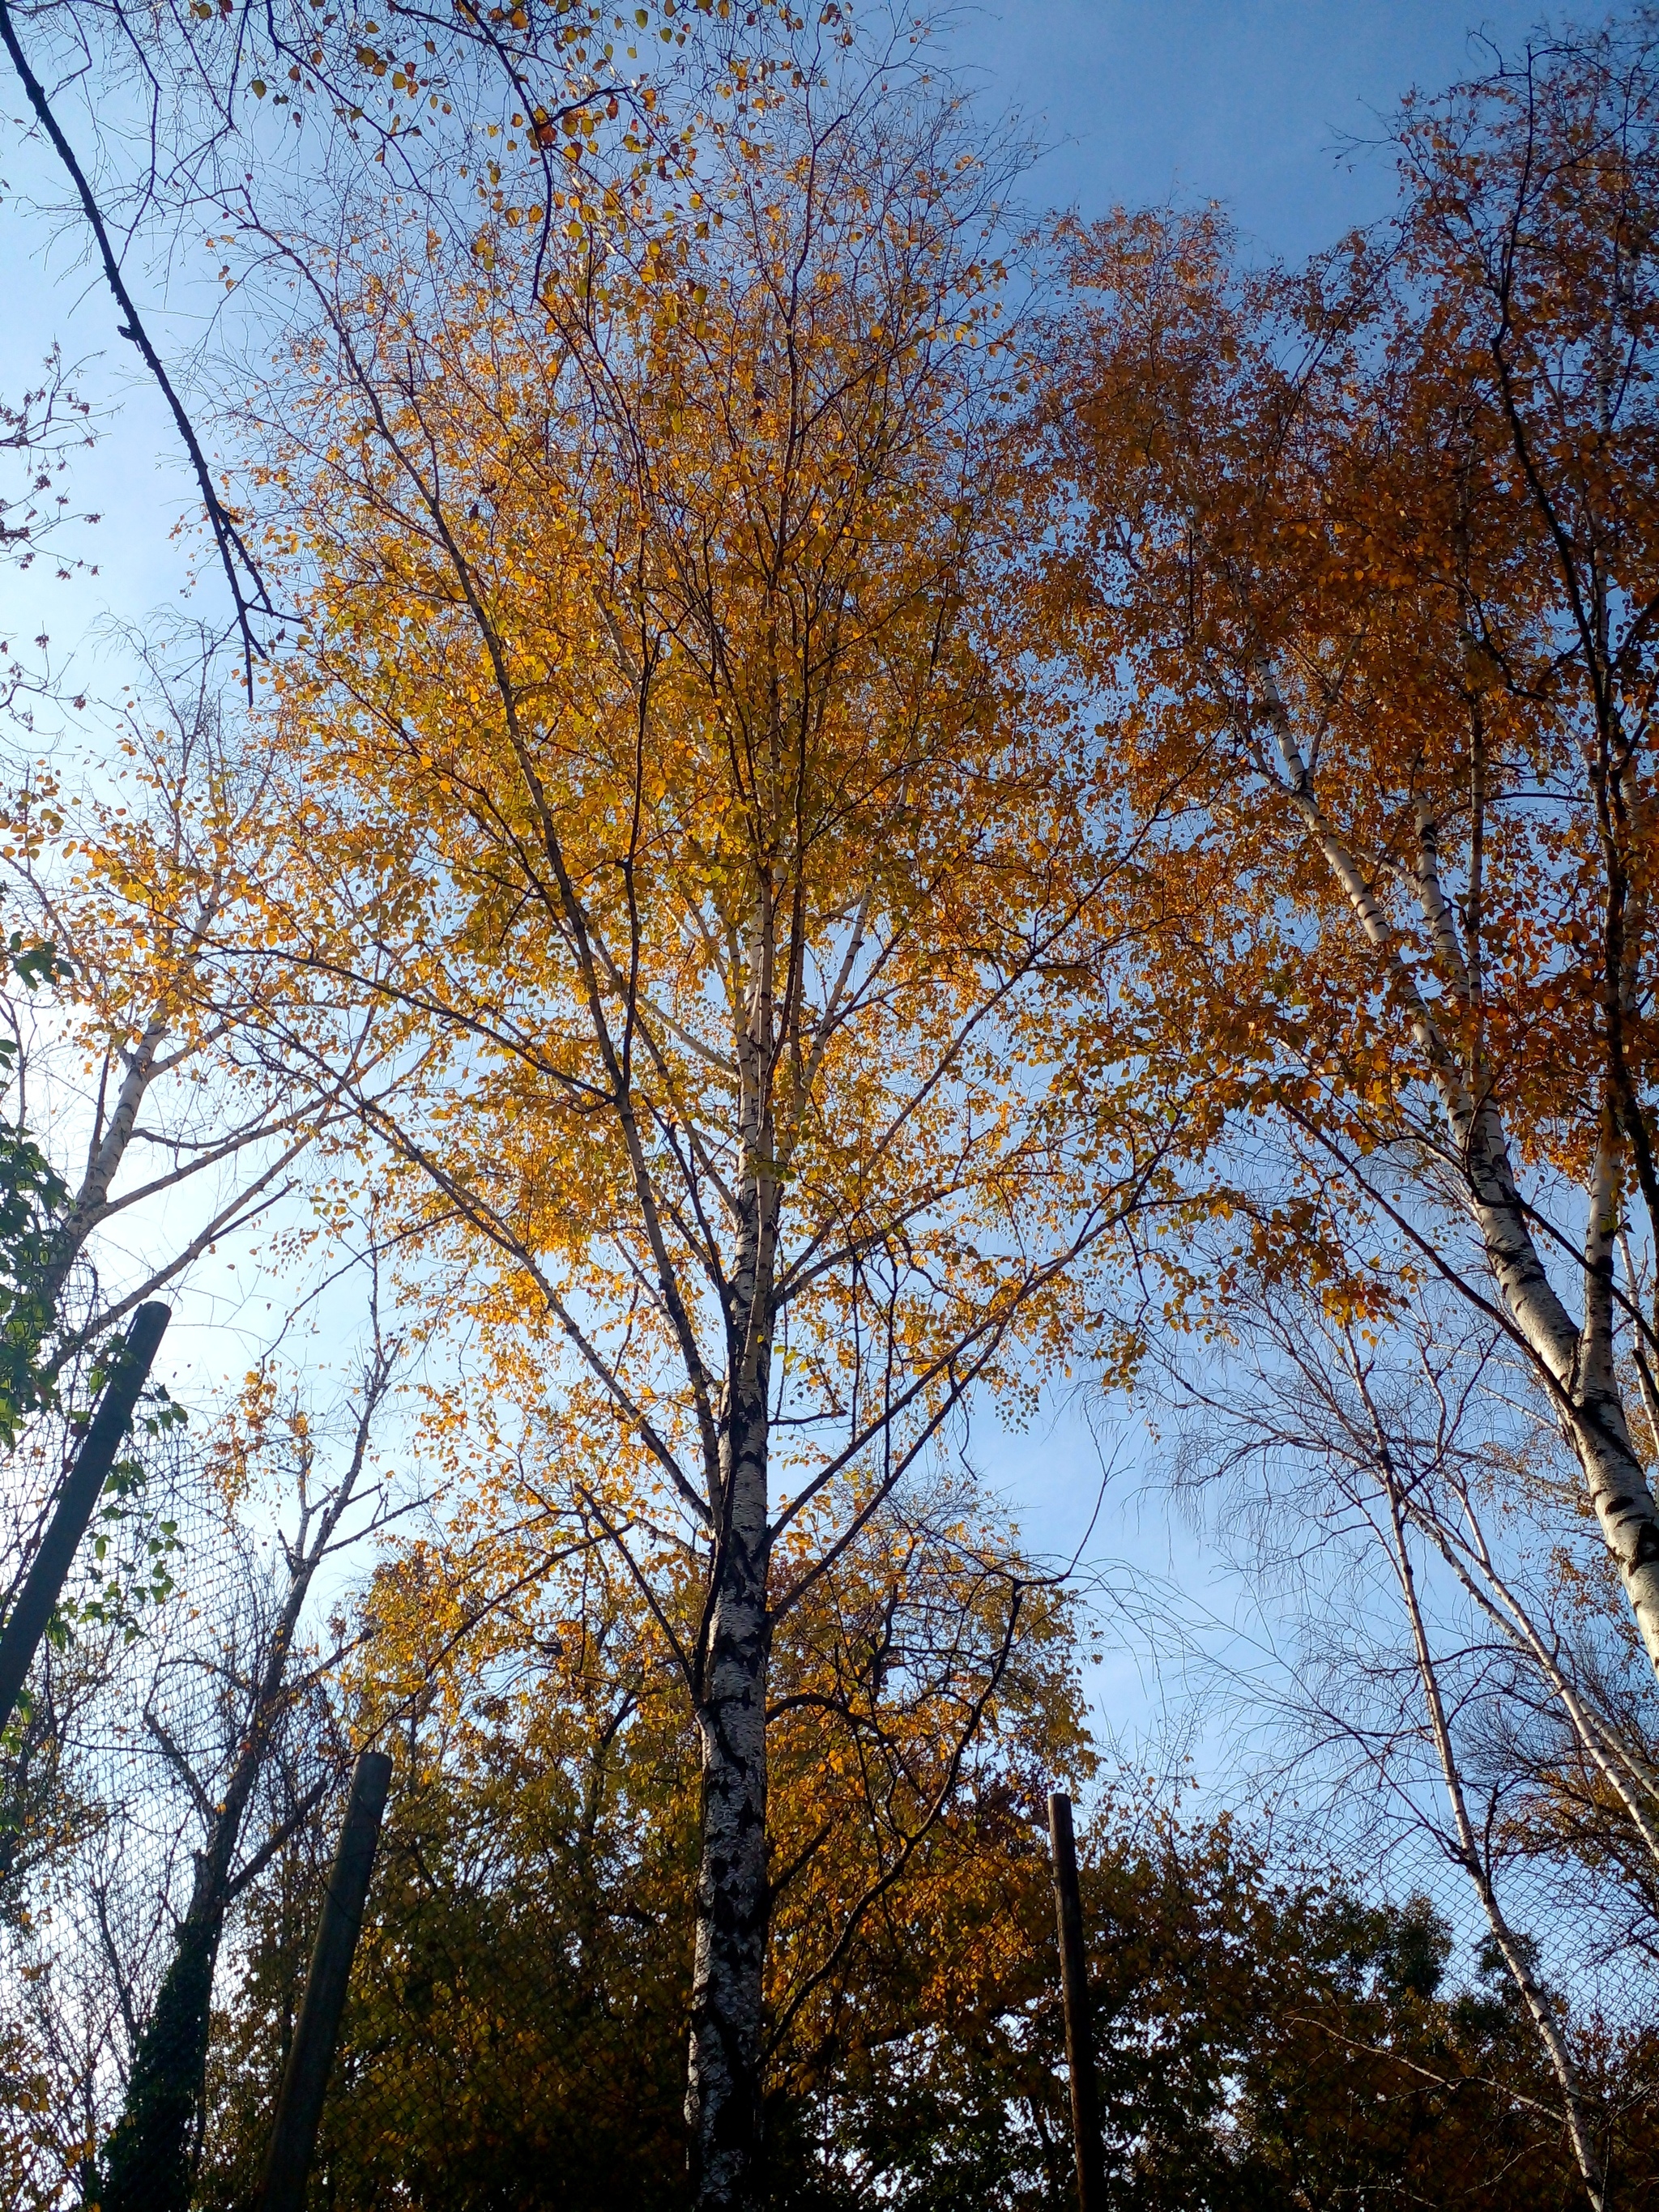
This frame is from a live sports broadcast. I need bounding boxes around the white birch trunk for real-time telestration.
[1456,1092,1659,1673]
[1256,672,1659,1676]
[684,1378,771,2209]
[43,1013,167,1307]
[685,864,780,2210]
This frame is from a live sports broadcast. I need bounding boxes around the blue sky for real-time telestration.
[0,0,1564,1763]
[953,1,1550,254]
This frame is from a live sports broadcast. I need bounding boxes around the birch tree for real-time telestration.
[1044,17,1659,1686]
[228,19,1173,2203]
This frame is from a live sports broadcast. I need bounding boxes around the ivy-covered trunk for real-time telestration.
[98,1503,327,2209]
[100,1871,228,2212]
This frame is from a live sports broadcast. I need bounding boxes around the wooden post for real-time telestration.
[1048,1790,1104,2212]
[0,1302,170,1737]
[254,1749,393,2212]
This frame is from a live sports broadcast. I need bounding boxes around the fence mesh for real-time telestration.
[1,1445,1656,2212]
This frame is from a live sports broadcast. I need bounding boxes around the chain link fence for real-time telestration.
[2,1444,1657,2210]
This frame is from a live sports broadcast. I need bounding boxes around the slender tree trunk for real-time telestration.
[41,1016,166,1311]
[1380,1477,1608,2212]
[685,1385,772,2210]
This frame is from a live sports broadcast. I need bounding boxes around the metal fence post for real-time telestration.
[0,1302,171,1737]
[254,1748,393,2212]
[1048,1789,1104,2212]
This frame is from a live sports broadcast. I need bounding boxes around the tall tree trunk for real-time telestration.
[685,1384,772,2210]
[1260,683,1659,1674]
